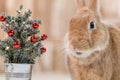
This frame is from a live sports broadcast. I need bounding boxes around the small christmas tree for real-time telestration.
[0,5,47,64]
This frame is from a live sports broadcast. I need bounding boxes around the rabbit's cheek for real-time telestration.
[68,39,91,58]
[91,30,101,46]
[69,32,90,50]
[78,40,91,50]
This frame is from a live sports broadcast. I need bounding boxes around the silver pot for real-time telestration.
[5,63,33,80]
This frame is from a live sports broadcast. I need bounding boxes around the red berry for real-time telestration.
[32,22,39,29]
[8,30,14,36]
[0,15,6,21]
[41,34,47,40]
[31,35,38,43]
[41,47,46,53]
[14,41,21,49]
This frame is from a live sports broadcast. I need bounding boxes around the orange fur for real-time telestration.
[66,0,120,80]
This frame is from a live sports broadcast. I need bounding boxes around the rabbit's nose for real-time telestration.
[74,48,83,55]
[76,52,82,55]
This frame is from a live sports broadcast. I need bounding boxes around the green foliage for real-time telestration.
[0,5,44,64]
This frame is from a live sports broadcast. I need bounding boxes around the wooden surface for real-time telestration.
[0,73,70,80]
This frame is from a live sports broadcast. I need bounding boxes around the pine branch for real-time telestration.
[0,5,45,64]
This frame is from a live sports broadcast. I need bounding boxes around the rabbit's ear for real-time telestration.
[88,0,98,12]
[75,0,86,11]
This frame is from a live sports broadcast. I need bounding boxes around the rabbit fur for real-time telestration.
[65,0,120,80]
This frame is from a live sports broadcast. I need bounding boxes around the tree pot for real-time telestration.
[5,63,33,80]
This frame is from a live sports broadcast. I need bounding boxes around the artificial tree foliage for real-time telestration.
[0,5,47,64]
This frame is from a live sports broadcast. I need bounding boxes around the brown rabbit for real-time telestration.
[65,0,120,80]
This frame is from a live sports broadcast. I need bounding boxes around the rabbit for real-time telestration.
[65,0,120,80]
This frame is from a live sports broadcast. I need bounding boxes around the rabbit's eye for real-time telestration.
[89,21,96,30]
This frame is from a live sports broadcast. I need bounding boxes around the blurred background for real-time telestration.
[0,0,120,80]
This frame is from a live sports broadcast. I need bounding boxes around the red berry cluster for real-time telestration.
[41,34,47,40]
[8,30,14,36]
[32,22,39,29]
[40,47,46,53]
[14,41,21,48]
[6,21,47,53]
[31,22,47,53]
[31,35,38,43]
[0,15,6,22]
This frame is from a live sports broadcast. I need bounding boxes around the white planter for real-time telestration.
[5,63,33,80]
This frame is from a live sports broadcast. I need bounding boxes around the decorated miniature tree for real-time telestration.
[0,5,47,64]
